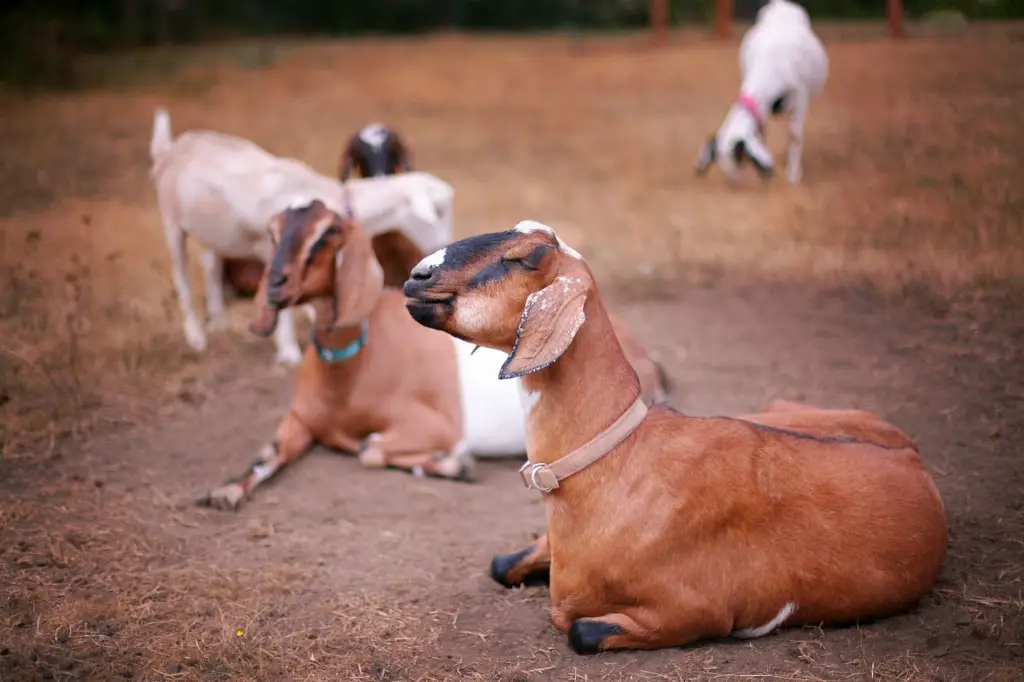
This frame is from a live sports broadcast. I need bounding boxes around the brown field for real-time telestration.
[2,21,1023,682]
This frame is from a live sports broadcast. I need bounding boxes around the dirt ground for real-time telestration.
[2,22,1023,682]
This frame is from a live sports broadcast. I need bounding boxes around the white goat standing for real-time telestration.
[148,108,453,365]
[695,0,829,183]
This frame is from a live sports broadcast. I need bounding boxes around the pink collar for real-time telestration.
[737,92,765,133]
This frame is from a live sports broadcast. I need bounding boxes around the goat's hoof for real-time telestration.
[435,452,475,482]
[196,483,245,511]
[568,619,623,655]
[489,546,549,588]
[184,322,208,353]
[358,447,387,469]
[274,348,303,366]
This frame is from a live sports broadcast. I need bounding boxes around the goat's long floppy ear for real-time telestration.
[736,138,774,179]
[498,268,591,380]
[332,224,385,329]
[338,146,355,182]
[249,265,279,337]
[695,134,717,175]
[395,138,414,172]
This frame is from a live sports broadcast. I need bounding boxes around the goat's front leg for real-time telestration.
[196,411,313,511]
[163,225,206,352]
[200,248,227,331]
[490,532,551,588]
[357,415,473,482]
[563,600,732,655]
[785,91,810,183]
[272,307,304,366]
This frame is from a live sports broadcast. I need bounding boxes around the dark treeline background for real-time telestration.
[2,0,1022,87]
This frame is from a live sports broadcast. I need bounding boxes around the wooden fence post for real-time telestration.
[651,0,669,45]
[715,0,733,39]
[888,0,904,38]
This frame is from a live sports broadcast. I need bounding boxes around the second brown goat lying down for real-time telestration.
[196,203,668,511]
[402,221,948,655]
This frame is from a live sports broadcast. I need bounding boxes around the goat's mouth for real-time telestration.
[404,293,455,329]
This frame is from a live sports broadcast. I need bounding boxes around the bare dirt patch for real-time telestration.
[2,25,1022,682]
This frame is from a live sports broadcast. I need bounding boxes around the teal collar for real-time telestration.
[312,318,369,364]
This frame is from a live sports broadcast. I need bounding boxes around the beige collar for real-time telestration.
[519,397,649,493]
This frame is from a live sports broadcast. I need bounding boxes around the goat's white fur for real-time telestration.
[148,107,453,365]
[357,123,389,148]
[453,339,528,457]
[731,601,798,639]
[704,0,828,183]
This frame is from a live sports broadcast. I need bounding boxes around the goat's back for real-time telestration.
[739,0,828,96]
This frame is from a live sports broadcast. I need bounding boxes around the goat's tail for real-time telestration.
[150,107,174,162]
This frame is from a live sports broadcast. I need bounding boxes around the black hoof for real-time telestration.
[568,619,623,655]
[489,547,549,588]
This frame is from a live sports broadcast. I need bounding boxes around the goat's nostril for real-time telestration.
[409,267,434,282]
[268,272,287,288]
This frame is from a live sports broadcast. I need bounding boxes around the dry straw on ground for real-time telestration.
[1,22,1022,682]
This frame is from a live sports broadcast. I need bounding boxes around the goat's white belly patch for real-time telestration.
[451,338,527,458]
[731,601,797,639]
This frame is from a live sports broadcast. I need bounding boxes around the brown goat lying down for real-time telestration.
[402,221,948,655]
[196,204,668,511]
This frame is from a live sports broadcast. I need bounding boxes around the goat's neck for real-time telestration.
[309,299,366,359]
[519,292,641,467]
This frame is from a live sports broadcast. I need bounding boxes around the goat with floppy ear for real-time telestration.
[199,198,475,511]
[339,123,414,183]
[403,220,947,655]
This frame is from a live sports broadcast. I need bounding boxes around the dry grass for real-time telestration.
[2,26,1022,446]
[1,22,1023,682]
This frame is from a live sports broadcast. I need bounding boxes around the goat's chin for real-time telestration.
[404,298,451,331]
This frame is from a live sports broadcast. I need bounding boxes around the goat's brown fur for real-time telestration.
[402,224,948,655]
[198,200,468,510]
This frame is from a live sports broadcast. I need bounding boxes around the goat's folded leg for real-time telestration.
[357,431,474,482]
[490,532,551,588]
[563,602,731,655]
[196,411,313,511]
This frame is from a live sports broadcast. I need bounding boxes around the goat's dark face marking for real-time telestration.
[251,199,384,337]
[338,123,413,181]
[262,199,342,308]
[403,221,590,367]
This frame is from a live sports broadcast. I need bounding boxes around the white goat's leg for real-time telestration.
[786,92,809,184]
[273,307,303,366]
[200,248,227,331]
[163,224,207,352]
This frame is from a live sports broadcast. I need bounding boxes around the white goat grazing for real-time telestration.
[148,107,453,365]
[695,0,828,184]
